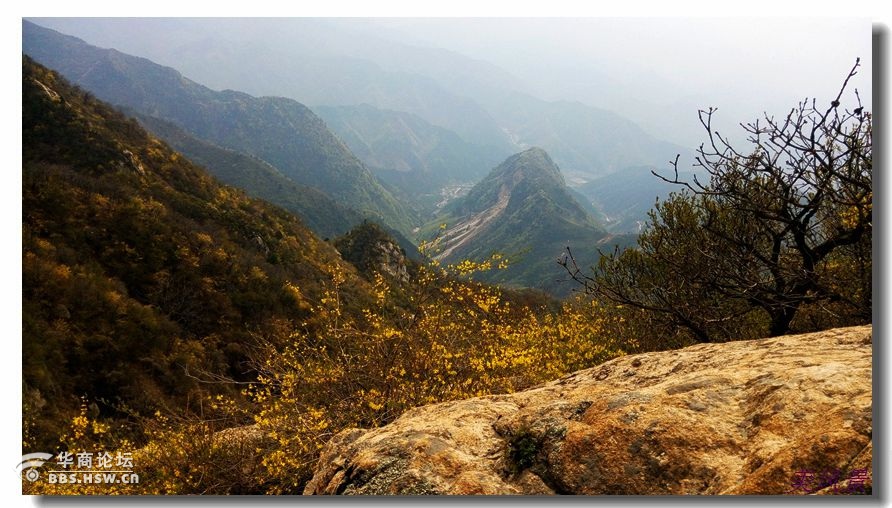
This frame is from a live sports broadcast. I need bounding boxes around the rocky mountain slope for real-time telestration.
[306,325,872,495]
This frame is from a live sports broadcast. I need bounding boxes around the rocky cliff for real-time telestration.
[306,325,872,495]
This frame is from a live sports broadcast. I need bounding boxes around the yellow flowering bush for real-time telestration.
[248,255,625,492]
[27,255,625,495]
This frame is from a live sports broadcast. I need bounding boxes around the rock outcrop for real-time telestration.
[306,326,872,495]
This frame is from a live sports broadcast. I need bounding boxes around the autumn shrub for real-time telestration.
[23,395,268,495]
[24,253,626,495]
[247,255,626,492]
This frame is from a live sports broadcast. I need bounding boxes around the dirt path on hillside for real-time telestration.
[435,186,510,260]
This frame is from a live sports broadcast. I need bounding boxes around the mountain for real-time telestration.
[133,113,363,239]
[26,18,517,153]
[576,166,697,233]
[423,148,612,295]
[487,92,687,182]
[333,221,413,284]
[22,20,415,235]
[314,104,504,197]
[21,56,377,446]
[26,19,689,181]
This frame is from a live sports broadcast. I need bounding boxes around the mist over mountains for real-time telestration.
[23,20,415,235]
[314,104,503,196]
[25,18,688,182]
[24,17,865,294]
[21,18,699,293]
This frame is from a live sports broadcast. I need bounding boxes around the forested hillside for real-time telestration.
[22,56,376,449]
[133,114,364,239]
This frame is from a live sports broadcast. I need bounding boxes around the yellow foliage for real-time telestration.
[246,256,625,490]
[839,191,872,229]
[52,264,71,281]
[29,255,625,495]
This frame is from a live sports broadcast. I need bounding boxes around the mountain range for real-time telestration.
[313,104,504,207]
[22,18,690,297]
[22,20,415,235]
[575,165,698,233]
[26,18,690,182]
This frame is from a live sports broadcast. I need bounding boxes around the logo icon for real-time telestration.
[17,453,54,482]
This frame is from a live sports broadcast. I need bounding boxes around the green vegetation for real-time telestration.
[507,426,543,473]
[333,221,411,282]
[133,114,364,239]
[423,148,622,296]
[576,165,696,233]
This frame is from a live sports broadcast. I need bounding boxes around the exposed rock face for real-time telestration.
[374,240,409,283]
[305,326,872,495]
[334,221,410,283]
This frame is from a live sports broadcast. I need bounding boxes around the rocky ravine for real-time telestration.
[306,325,872,495]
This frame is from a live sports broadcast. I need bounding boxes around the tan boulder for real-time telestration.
[305,325,872,495]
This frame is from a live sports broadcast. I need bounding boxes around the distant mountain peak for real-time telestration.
[492,146,565,187]
[423,148,609,296]
[516,146,551,160]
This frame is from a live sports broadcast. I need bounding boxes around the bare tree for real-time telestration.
[563,59,871,342]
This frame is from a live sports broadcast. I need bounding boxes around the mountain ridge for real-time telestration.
[26,18,689,182]
[132,112,365,239]
[24,18,519,153]
[426,147,610,295]
[22,20,415,234]
[314,103,505,197]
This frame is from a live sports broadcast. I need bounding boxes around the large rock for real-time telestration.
[305,326,872,495]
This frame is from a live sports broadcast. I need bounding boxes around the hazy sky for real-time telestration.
[367,18,870,97]
[23,16,874,148]
[359,17,872,145]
